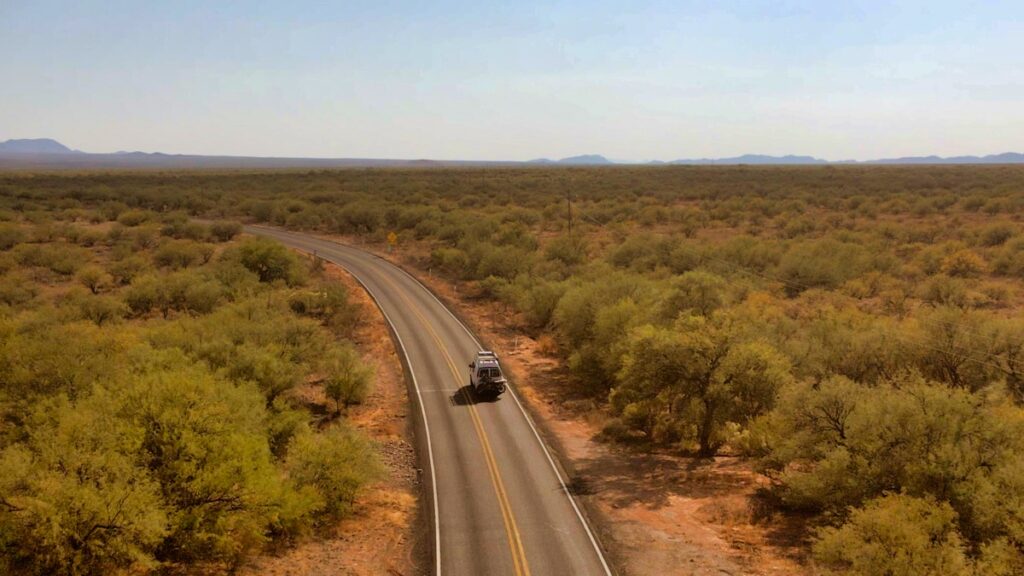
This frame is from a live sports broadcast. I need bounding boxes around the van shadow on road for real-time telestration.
[450,384,502,407]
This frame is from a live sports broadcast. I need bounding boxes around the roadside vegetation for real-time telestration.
[3,165,1024,574]
[0,201,379,575]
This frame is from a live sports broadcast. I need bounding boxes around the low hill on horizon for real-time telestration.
[0,138,79,155]
[2,138,1023,169]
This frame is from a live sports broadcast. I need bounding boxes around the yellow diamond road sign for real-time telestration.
[387,232,398,246]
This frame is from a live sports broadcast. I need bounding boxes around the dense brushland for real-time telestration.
[0,204,381,574]
[3,165,1024,575]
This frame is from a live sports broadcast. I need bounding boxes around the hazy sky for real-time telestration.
[2,1,1022,161]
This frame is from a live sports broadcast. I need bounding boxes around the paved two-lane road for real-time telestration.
[248,226,612,576]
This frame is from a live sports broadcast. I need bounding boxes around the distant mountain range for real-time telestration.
[529,154,613,165]
[2,139,1023,169]
[669,154,828,165]
[0,138,80,155]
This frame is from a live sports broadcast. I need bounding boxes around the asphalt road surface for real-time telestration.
[247,226,613,576]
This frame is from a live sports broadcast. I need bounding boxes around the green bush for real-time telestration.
[979,223,1016,247]
[119,361,302,564]
[124,272,222,318]
[12,243,89,276]
[429,247,469,277]
[813,494,970,576]
[231,237,307,286]
[0,395,168,576]
[115,209,153,227]
[210,220,243,242]
[775,240,871,296]
[76,264,113,294]
[321,344,373,413]
[153,240,214,269]
[763,374,1024,558]
[286,425,381,521]
[0,223,25,250]
[612,315,791,454]
[0,271,38,307]
[660,270,727,318]
[75,293,129,326]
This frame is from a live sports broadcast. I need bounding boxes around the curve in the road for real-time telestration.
[246,226,613,576]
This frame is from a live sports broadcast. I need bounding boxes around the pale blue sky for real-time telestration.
[2,1,1022,161]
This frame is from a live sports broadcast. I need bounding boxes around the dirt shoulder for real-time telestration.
[242,259,420,576]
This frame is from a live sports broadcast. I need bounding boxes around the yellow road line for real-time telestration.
[378,273,531,576]
[436,342,532,576]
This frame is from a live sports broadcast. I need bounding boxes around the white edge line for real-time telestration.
[387,259,615,576]
[250,228,443,576]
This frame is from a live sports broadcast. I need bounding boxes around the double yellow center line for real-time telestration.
[376,273,531,576]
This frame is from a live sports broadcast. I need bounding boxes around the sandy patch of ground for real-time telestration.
[241,258,420,576]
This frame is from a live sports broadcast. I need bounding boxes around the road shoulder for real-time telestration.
[242,256,421,576]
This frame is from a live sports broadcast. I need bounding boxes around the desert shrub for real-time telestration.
[145,297,328,403]
[124,272,222,318]
[544,234,587,266]
[992,237,1024,278]
[0,224,26,250]
[285,209,322,230]
[0,272,38,307]
[607,233,676,271]
[517,279,568,330]
[0,395,168,576]
[914,307,999,391]
[941,249,987,278]
[612,315,792,454]
[119,361,302,564]
[813,494,970,576]
[789,309,910,385]
[160,218,209,241]
[429,247,469,277]
[979,223,1016,247]
[0,319,127,406]
[210,220,243,242]
[76,264,113,294]
[289,282,361,335]
[129,224,162,250]
[920,274,973,308]
[775,240,871,296]
[230,237,307,286]
[475,244,533,280]
[123,276,161,316]
[153,240,214,269]
[108,255,151,285]
[69,227,105,247]
[660,270,727,318]
[335,202,383,234]
[762,374,1024,557]
[178,275,222,315]
[75,293,129,326]
[221,343,303,404]
[116,209,153,227]
[286,425,381,521]
[321,344,373,412]
[12,243,88,276]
